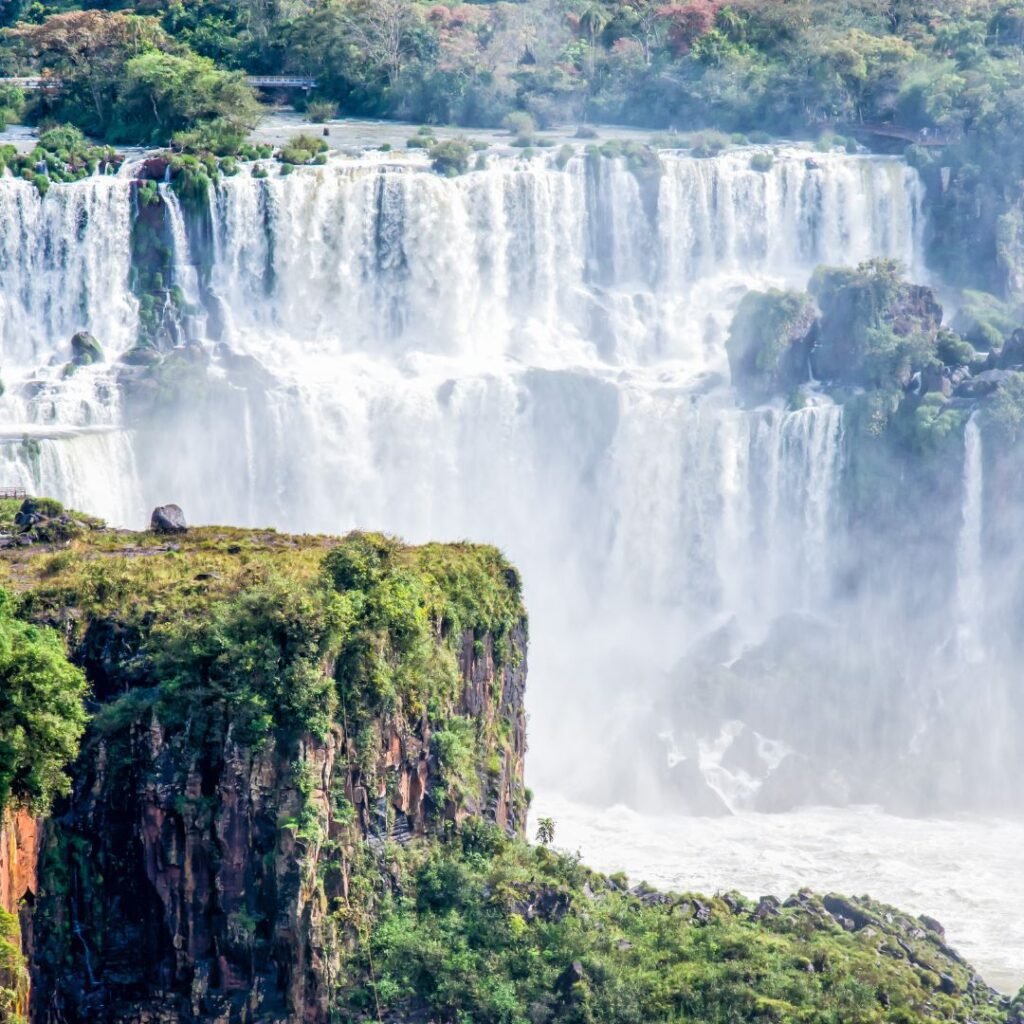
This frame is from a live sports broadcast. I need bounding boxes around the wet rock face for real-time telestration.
[29,624,527,1024]
[150,504,188,533]
[70,331,104,366]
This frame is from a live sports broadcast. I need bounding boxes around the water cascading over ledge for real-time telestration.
[2,145,1007,814]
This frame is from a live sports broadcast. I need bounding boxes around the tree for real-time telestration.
[535,816,555,846]
[116,49,259,146]
[342,0,422,88]
[0,589,87,813]
[5,11,169,135]
[5,10,258,145]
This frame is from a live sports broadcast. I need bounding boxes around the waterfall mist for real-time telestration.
[0,144,1018,817]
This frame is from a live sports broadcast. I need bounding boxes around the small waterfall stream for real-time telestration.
[956,413,985,662]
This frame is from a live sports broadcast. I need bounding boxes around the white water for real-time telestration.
[956,413,985,662]
[538,795,1024,995]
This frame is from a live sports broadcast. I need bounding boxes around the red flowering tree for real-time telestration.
[657,0,722,56]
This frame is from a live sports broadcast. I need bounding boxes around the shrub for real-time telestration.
[985,371,1024,441]
[502,111,535,144]
[936,329,975,367]
[305,100,337,123]
[750,151,774,172]
[428,138,473,176]
[575,124,599,139]
[690,129,730,157]
[951,289,1018,350]
[39,124,86,154]
[555,143,575,169]
[278,133,329,166]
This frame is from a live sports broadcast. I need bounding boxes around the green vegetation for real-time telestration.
[984,370,1024,441]
[9,524,524,801]
[810,259,941,388]
[334,821,1009,1023]
[3,11,258,147]
[0,907,27,1024]
[1,513,1017,1021]
[429,137,473,175]
[278,132,329,166]
[952,290,1021,351]
[726,288,815,404]
[0,587,87,813]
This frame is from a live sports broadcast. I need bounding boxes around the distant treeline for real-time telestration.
[3,0,1024,134]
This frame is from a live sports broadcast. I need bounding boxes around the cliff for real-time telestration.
[0,508,1017,1023]
[0,808,38,1022]
[0,520,526,1022]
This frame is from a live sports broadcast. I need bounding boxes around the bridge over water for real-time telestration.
[0,74,317,91]
[840,122,959,147]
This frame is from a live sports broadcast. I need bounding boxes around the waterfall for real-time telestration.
[204,149,923,373]
[956,414,985,662]
[0,176,137,368]
[161,185,204,314]
[0,144,953,807]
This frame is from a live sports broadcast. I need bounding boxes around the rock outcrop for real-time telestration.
[0,513,1016,1024]
[69,331,104,366]
[726,288,816,404]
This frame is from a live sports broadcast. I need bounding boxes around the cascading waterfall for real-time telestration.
[0,144,938,804]
[0,175,143,521]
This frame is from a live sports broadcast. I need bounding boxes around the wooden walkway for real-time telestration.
[841,122,958,147]
[247,75,318,90]
[0,75,317,91]
[0,488,27,500]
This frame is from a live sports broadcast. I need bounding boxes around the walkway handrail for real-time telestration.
[0,74,318,91]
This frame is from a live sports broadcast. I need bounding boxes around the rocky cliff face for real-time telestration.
[0,809,39,923]
[0,524,527,1023]
[0,808,38,1021]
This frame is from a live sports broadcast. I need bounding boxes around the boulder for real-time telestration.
[955,368,1016,398]
[999,328,1024,368]
[70,331,104,366]
[921,362,952,397]
[150,504,187,534]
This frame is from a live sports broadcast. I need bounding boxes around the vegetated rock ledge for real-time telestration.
[0,503,1018,1023]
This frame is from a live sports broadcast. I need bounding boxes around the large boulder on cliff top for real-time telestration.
[150,504,187,533]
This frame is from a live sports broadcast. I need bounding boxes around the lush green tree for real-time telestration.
[0,588,87,813]
[114,48,258,145]
[5,9,257,144]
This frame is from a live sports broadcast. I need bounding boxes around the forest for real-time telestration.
[0,0,1022,141]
